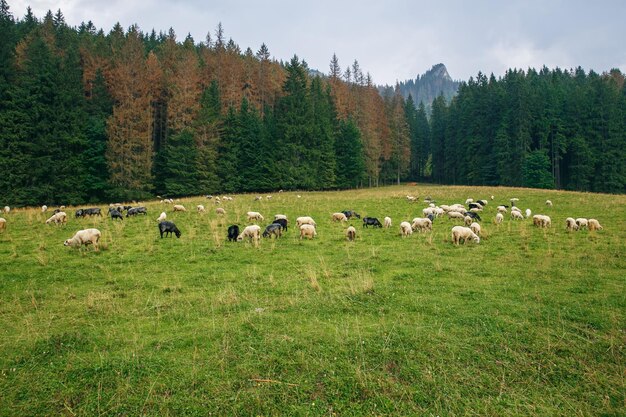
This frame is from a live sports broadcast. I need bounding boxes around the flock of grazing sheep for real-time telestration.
[0,192,604,251]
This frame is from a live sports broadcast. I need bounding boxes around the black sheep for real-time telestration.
[158,221,181,238]
[272,218,288,231]
[262,223,283,238]
[227,225,240,242]
[362,217,383,228]
[109,208,123,221]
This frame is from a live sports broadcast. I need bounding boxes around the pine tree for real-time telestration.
[335,119,365,188]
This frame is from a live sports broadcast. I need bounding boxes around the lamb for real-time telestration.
[197,205,206,213]
[216,207,225,215]
[451,226,480,245]
[383,216,392,228]
[41,205,48,213]
[470,222,481,236]
[546,200,553,207]
[525,208,532,218]
[158,221,181,238]
[173,204,186,212]
[511,210,524,220]
[565,217,578,231]
[495,213,504,224]
[346,226,356,241]
[332,212,348,222]
[247,211,264,222]
[157,212,167,222]
[237,225,261,241]
[588,219,603,231]
[411,217,432,232]
[575,218,588,229]
[400,221,413,237]
[299,224,317,239]
[296,216,316,227]
[45,211,67,225]
[64,228,101,249]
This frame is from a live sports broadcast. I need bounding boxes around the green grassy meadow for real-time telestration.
[0,185,624,416]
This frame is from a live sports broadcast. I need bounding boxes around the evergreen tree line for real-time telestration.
[0,4,624,207]
[418,68,626,193]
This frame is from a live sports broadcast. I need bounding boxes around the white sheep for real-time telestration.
[157,212,167,222]
[332,212,348,222]
[525,208,531,218]
[3,206,9,214]
[464,215,473,226]
[565,217,578,231]
[511,210,524,220]
[173,204,186,212]
[575,218,588,229]
[465,198,473,205]
[470,222,481,236]
[546,200,553,207]
[274,214,288,221]
[411,217,432,232]
[296,216,316,227]
[422,207,435,217]
[497,206,508,214]
[247,211,264,222]
[434,207,445,217]
[588,219,603,231]
[400,221,413,237]
[64,228,101,249]
[346,226,356,241]
[451,226,480,245]
[45,211,67,225]
[495,213,504,224]
[0,217,6,231]
[532,215,551,228]
[197,205,206,213]
[383,216,392,228]
[300,224,317,239]
[215,207,225,215]
[237,225,261,242]
[41,205,48,213]
[448,211,465,220]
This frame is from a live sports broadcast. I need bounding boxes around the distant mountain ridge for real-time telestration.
[379,63,461,110]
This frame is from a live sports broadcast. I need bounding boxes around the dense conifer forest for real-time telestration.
[0,3,624,205]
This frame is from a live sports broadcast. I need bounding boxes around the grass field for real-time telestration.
[0,184,624,416]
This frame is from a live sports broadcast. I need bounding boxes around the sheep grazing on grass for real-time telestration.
[465,198,473,205]
[411,217,432,232]
[451,226,480,245]
[588,219,603,231]
[296,216,316,227]
[274,214,288,221]
[464,215,473,226]
[497,206,508,214]
[470,222,481,236]
[173,204,186,212]
[158,221,181,238]
[109,209,123,221]
[197,205,206,213]
[45,211,67,225]
[41,205,48,213]
[565,217,578,231]
[272,218,288,231]
[383,216,392,228]
[448,211,465,221]
[3,206,9,214]
[64,228,101,249]
[0,217,6,231]
[495,213,504,224]
[346,226,356,241]
[532,215,551,228]
[546,200,553,207]
[406,195,417,202]
[157,212,167,222]
[299,224,317,239]
[575,218,588,230]
[477,199,488,207]
[227,225,240,242]
[400,221,413,237]
[216,207,225,215]
[332,212,348,222]
[511,210,524,220]
[525,208,531,218]
[238,225,261,242]
[262,223,282,239]
[247,211,264,222]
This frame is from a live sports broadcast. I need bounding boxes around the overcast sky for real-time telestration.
[8,0,626,85]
